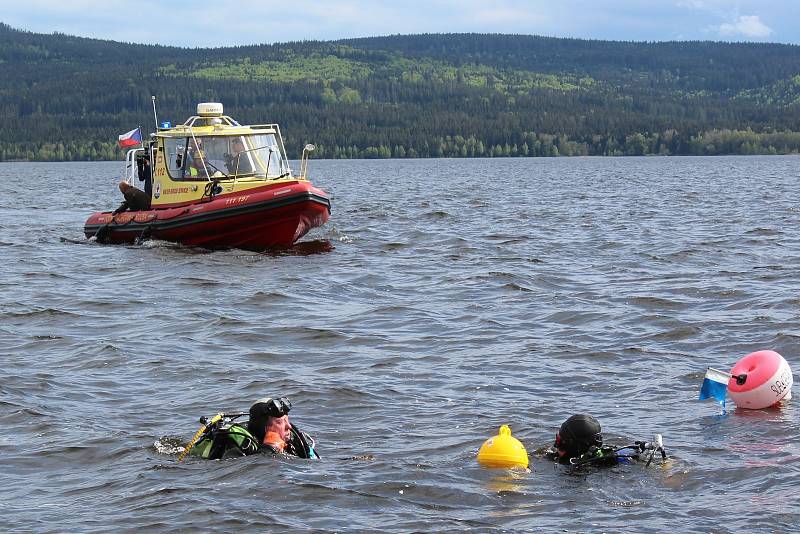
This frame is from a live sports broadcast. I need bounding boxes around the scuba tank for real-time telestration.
[568,434,668,467]
[185,412,260,460]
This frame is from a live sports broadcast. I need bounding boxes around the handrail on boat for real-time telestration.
[300,144,315,180]
[124,147,145,185]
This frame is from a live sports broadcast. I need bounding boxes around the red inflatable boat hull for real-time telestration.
[84,181,331,250]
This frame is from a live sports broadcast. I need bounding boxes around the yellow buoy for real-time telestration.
[476,424,529,469]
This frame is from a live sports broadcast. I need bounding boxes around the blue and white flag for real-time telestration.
[699,367,729,408]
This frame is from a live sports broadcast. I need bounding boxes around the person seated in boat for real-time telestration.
[187,138,208,178]
[225,138,253,175]
[187,396,319,460]
[544,414,666,467]
[112,180,150,214]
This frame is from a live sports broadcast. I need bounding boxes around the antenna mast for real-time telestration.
[151,96,159,130]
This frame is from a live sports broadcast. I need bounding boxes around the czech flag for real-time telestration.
[699,367,729,408]
[118,127,142,148]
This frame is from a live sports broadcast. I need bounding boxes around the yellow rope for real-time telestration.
[178,413,222,462]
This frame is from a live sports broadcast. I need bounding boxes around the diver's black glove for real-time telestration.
[112,202,128,215]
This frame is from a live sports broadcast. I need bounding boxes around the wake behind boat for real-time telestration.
[84,102,331,250]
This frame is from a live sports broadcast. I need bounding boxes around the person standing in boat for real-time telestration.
[136,152,152,198]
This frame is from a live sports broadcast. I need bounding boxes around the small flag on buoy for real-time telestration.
[698,367,729,409]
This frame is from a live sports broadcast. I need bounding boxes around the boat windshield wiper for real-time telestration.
[202,160,230,179]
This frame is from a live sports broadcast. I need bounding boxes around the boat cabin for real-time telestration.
[124,103,314,208]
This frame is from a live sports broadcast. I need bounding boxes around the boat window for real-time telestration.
[164,134,286,181]
[245,134,285,178]
[182,137,231,180]
[164,137,188,180]
[224,136,257,177]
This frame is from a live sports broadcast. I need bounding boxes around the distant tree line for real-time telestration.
[309,129,800,159]
[1,24,800,161]
[4,129,796,162]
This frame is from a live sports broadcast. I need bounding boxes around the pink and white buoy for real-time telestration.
[728,350,793,409]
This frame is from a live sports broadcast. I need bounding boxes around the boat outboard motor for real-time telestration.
[554,414,603,463]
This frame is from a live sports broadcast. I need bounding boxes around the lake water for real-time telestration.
[1,156,799,533]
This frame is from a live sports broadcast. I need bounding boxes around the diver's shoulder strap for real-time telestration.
[224,424,260,456]
[286,424,319,459]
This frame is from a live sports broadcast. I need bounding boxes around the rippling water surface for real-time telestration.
[2,156,799,532]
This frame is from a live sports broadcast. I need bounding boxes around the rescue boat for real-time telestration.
[84,103,331,250]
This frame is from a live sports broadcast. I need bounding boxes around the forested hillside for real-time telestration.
[1,23,800,161]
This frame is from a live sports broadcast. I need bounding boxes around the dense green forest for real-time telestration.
[1,22,800,161]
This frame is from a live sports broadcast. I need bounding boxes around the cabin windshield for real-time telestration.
[164,134,286,181]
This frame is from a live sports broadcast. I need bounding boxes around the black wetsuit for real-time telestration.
[113,186,151,214]
[137,157,152,198]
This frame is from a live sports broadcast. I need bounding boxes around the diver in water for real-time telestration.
[546,414,666,467]
[246,397,318,457]
[181,396,319,461]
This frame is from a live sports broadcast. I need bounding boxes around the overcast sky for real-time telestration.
[3,0,799,48]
